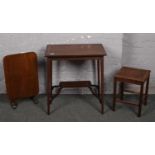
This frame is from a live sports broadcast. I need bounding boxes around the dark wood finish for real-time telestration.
[138,84,144,117]
[46,58,52,115]
[59,81,91,88]
[112,78,117,111]
[119,82,124,100]
[144,74,150,105]
[113,66,151,117]
[3,52,39,109]
[45,44,106,114]
[115,66,150,85]
[99,58,104,114]
[51,81,99,102]
[97,59,100,99]
[46,44,106,58]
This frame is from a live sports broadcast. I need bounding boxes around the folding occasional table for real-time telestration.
[3,52,39,109]
[45,44,107,115]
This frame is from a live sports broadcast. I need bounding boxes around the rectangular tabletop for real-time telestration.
[45,44,106,58]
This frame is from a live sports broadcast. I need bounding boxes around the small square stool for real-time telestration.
[113,66,151,117]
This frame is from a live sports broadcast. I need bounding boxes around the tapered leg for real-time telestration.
[99,58,104,114]
[119,82,124,100]
[46,58,52,115]
[97,59,100,99]
[144,74,150,106]
[138,84,144,117]
[113,78,117,111]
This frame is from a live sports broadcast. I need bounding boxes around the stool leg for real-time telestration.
[113,78,117,111]
[119,82,124,100]
[144,74,150,106]
[138,84,144,117]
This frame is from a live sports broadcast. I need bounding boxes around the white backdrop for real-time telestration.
[0,33,154,94]
[0,33,122,94]
[122,33,155,93]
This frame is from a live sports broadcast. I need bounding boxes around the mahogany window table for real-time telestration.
[45,44,107,115]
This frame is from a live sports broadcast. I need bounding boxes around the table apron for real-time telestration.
[45,56,104,61]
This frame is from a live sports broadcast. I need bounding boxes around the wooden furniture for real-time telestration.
[3,52,39,109]
[45,44,107,115]
[113,66,151,117]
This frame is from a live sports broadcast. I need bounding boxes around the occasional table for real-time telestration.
[45,44,107,115]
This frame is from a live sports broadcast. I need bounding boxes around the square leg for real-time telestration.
[144,75,150,106]
[119,82,124,100]
[98,58,104,114]
[97,59,100,99]
[113,78,117,111]
[46,58,52,115]
[138,84,144,117]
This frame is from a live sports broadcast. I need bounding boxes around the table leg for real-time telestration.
[138,84,144,117]
[119,82,124,100]
[97,59,100,99]
[46,58,52,115]
[144,74,150,106]
[99,57,104,114]
[113,78,117,111]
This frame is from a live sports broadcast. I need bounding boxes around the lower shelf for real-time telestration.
[51,80,100,102]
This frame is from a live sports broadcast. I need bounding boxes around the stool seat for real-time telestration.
[113,66,151,117]
[115,67,150,84]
